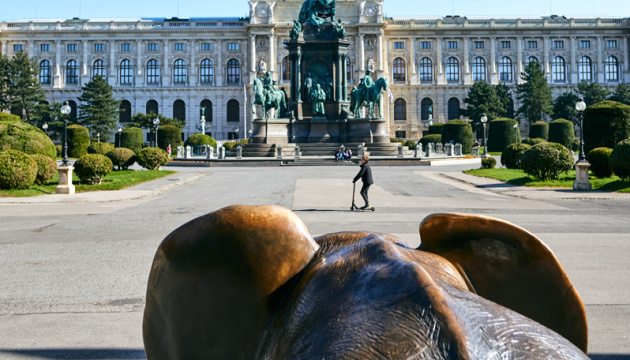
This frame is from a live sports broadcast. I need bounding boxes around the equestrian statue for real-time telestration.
[350,69,389,118]
[252,71,288,119]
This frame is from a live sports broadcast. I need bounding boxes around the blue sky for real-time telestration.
[1,0,628,21]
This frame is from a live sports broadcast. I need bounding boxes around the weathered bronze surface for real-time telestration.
[143,206,589,360]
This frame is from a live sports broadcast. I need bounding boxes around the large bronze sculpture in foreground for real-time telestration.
[143,205,588,359]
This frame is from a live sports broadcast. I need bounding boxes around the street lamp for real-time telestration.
[60,102,71,166]
[480,114,489,158]
[153,117,160,148]
[513,123,518,144]
[575,97,587,163]
[117,126,122,148]
[234,127,239,140]
[42,122,48,131]
[96,132,100,143]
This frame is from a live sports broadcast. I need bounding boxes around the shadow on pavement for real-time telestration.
[0,349,146,359]
[589,354,630,360]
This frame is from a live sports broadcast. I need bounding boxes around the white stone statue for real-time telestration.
[367,57,375,71]
[258,58,267,73]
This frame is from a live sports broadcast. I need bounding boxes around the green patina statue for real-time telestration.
[252,72,287,119]
[350,71,389,118]
[299,0,336,26]
[311,84,326,116]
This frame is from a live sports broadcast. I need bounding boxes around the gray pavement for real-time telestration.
[0,163,629,359]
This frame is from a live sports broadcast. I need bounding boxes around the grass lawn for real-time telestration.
[464,168,630,193]
[0,170,177,197]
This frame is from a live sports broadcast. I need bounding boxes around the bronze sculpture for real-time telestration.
[299,0,336,26]
[350,76,389,118]
[143,205,588,360]
[252,72,287,119]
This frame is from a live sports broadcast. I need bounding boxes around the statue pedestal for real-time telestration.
[307,117,331,143]
[250,118,292,145]
[55,166,75,195]
[573,162,592,191]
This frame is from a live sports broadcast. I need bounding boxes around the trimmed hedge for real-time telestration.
[420,134,442,149]
[185,133,217,149]
[441,119,474,153]
[548,119,575,150]
[587,147,613,178]
[67,124,90,158]
[520,142,574,181]
[481,157,496,169]
[609,139,630,181]
[528,121,549,140]
[405,140,417,150]
[0,113,21,123]
[88,142,115,155]
[583,101,630,154]
[118,127,144,154]
[56,145,62,157]
[428,123,444,135]
[137,147,169,170]
[74,154,113,185]
[487,118,520,152]
[522,138,547,146]
[501,143,532,169]
[157,125,182,151]
[0,120,57,159]
[106,148,136,170]
[572,138,580,152]
[30,154,57,185]
[0,150,38,189]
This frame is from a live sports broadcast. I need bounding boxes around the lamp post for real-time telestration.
[234,127,239,140]
[153,117,160,148]
[42,122,48,132]
[117,126,122,148]
[96,132,100,143]
[480,114,489,158]
[513,123,518,144]
[575,97,587,163]
[573,97,592,190]
[55,102,75,195]
[60,102,71,166]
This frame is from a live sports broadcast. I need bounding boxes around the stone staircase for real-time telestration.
[228,142,408,158]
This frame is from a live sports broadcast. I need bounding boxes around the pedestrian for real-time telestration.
[167,144,172,158]
[353,155,373,210]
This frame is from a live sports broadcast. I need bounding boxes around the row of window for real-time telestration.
[393,97,462,122]
[26,42,234,53]
[391,39,617,51]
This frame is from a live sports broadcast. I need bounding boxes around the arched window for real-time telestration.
[394,98,407,120]
[606,56,619,82]
[39,60,51,84]
[527,56,539,64]
[66,60,78,84]
[200,99,213,123]
[346,57,353,83]
[173,59,187,84]
[147,59,160,85]
[227,99,240,122]
[472,57,486,82]
[173,100,186,121]
[552,56,566,82]
[499,57,512,81]
[67,100,78,122]
[447,98,460,120]
[120,59,133,85]
[282,56,290,82]
[421,98,433,120]
[419,58,432,82]
[200,59,214,84]
[393,58,406,82]
[578,56,592,82]
[93,59,106,79]
[146,100,159,116]
[119,100,132,123]
[227,59,240,84]
[446,57,459,82]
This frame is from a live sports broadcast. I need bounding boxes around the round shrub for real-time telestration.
[74,154,113,185]
[222,142,237,151]
[520,142,574,181]
[548,119,575,150]
[185,133,217,149]
[487,118,520,152]
[0,150,37,189]
[583,100,630,154]
[88,142,115,155]
[587,147,613,178]
[106,148,136,170]
[0,113,21,123]
[428,123,444,135]
[0,120,56,159]
[118,127,144,154]
[67,124,90,158]
[137,147,169,170]
[30,154,57,185]
[528,121,549,140]
[420,134,442,149]
[501,143,532,169]
[157,125,182,151]
[522,138,547,146]
[442,119,473,153]
[56,145,62,157]
[481,157,496,169]
[572,138,580,152]
[609,139,630,181]
[405,139,417,150]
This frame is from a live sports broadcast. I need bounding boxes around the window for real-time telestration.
[554,40,564,48]
[552,56,566,82]
[447,98,460,120]
[121,43,131,52]
[474,41,484,49]
[228,42,239,51]
[346,57,353,82]
[200,59,214,84]
[421,98,433,121]
[393,58,406,82]
[580,40,590,48]
[67,44,77,52]
[282,56,290,82]
[395,130,406,139]
[40,44,50,52]
[607,40,617,48]
[227,59,240,84]
[527,41,537,49]
[419,58,432,82]
[394,98,406,120]
[578,56,592,81]
[421,41,431,49]
[606,56,619,82]
[448,41,457,49]
[39,60,51,84]
[227,100,240,122]
[501,41,511,49]
[394,41,404,50]
[66,60,78,84]
[120,59,133,85]
[146,100,159,115]
[93,59,106,79]
[499,57,512,81]
[147,60,160,84]
[173,59,187,84]
[202,43,212,51]
[148,43,158,51]
[527,56,539,64]
[119,100,132,123]
[446,57,459,82]
[472,57,486,81]
[13,44,23,52]
[94,43,105,52]
[173,100,186,122]
[175,43,185,51]
[200,99,213,123]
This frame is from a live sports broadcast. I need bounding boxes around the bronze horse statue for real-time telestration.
[350,77,388,118]
[143,205,589,360]
[252,77,287,119]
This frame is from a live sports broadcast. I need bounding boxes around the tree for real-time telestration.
[495,83,515,119]
[553,91,579,123]
[78,75,121,141]
[516,61,553,124]
[609,82,630,106]
[0,54,11,112]
[460,81,505,133]
[30,101,66,140]
[8,51,46,123]
[576,80,610,106]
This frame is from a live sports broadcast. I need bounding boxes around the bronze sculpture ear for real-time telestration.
[143,205,319,360]
[419,213,588,353]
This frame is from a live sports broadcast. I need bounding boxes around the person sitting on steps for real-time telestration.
[343,148,352,161]
[353,155,373,210]
[335,148,344,161]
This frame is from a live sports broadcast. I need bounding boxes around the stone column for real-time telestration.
[335,54,342,101]
[190,40,197,86]
[82,40,89,86]
[625,37,630,82]
[54,40,62,88]
[463,37,470,85]
[342,54,348,101]
[570,37,578,84]
[163,39,171,86]
[377,34,383,71]
[0,41,5,56]
[516,37,523,83]
[136,40,144,86]
[216,40,223,86]
[490,37,497,83]
[543,37,551,82]
[436,37,444,84]
[109,40,116,85]
[268,34,276,79]
[358,34,365,71]
[28,40,33,57]
[250,36,257,72]
[597,36,604,83]
[409,37,417,85]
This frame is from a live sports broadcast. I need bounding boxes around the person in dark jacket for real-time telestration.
[353,155,373,210]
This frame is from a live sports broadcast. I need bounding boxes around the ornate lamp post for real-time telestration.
[575,97,587,163]
[153,117,160,148]
[42,122,48,132]
[573,97,592,190]
[117,126,122,148]
[60,102,71,166]
[480,114,489,158]
[96,132,100,143]
[56,102,75,195]
[513,123,518,144]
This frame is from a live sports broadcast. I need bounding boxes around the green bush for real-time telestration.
[500,143,532,169]
[442,119,474,153]
[520,142,574,181]
[528,121,549,140]
[583,100,630,153]
[88,142,115,155]
[522,138,547,146]
[572,138,580,152]
[487,118,520,152]
[137,147,169,170]
[587,147,614,178]
[67,125,90,158]
[0,119,57,159]
[74,154,113,185]
[609,139,630,181]
[481,157,496,169]
[428,123,444,135]
[405,140,417,150]
[420,134,442,149]
[118,127,144,154]
[30,154,57,185]
[0,150,37,189]
[222,142,237,151]
[106,148,136,170]
[185,133,217,149]
[548,119,575,150]
[0,113,21,123]
[157,125,182,151]
[55,145,62,157]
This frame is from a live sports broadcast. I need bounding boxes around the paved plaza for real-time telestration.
[0,163,629,359]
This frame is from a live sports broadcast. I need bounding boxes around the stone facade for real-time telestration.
[1,0,628,140]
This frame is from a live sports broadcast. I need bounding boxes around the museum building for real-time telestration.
[0,0,628,140]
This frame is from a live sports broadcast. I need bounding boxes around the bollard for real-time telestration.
[236,145,242,159]
[295,145,301,159]
[414,143,422,158]
[218,146,225,160]
[277,146,283,159]
[426,143,432,157]
[397,144,403,157]
[177,146,184,158]
[207,146,214,159]
[447,143,454,156]
[185,146,192,159]
[455,143,462,156]
[357,144,364,156]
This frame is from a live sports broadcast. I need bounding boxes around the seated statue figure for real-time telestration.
[299,0,336,26]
